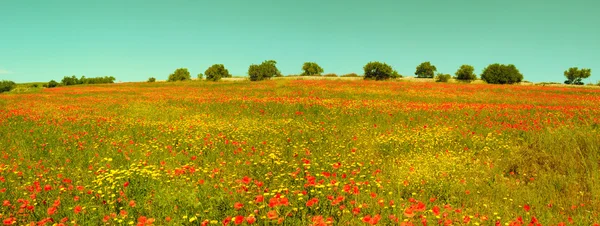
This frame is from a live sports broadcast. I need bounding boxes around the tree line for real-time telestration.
[44,76,116,88]
[157,61,592,85]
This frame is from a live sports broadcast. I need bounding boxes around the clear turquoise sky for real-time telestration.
[1,0,598,83]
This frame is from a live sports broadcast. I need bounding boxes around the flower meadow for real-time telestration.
[1,80,599,226]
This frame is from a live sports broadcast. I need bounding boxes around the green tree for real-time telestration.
[363,62,394,80]
[0,80,16,93]
[301,62,324,76]
[415,62,437,78]
[61,75,80,86]
[248,60,281,81]
[435,73,451,82]
[47,80,59,88]
[455,65,477,82]
[147,77,156,82]
[481,63,523,84]
[205,64,232,81]
[167,68,191,82]
[564,67,591,85]
[197,73,204,80]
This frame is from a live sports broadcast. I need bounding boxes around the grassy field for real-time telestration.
[1,80,599,225]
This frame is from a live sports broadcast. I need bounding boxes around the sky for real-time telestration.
[0,0,599,83]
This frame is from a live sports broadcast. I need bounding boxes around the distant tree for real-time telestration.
[248,60,281,81]
[205,64,232,81]
[61,75,80,86]
[167,68,191,82]
[197,73,204,80]
[0,80,16,93]
[301,62,324,76]
[391,70,402,79]
[415,62,437,78]
[455,65,477,82]
[47,80,59,88]
[481,63,523,84]
[564,67,591,85]
[340,73,360,77]
[323,73,338,77]
[363,62,394,80]
[147,77,156,82]
[435,73,451,82]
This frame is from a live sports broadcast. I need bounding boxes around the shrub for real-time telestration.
[301,62,324,76]
[47,80,59,88]
[415,62,437,78]
[363,62,395,80]
[147,77,156,83]
[167,68,191,82]
[323,73,338,77]
[455,65,477,82]
[0,80,16,93]
[197,73,203,80]
[391,70,402,79]
[564,67,591,85]
[481,63,523,84]
[205,64,232,82]
[340,73,360,77]
[435,73,452,82]
[248,60,281,81]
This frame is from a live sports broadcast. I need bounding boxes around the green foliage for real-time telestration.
[60,76,115,86]
[323,73,338,77]
[415,61,437,78]
[0,80,16,93]
[564,67,591,85]
[147,77,156,83]
[205,64,232,82]
[197,73,204,80]
[301,62,324,76]
[363,62,394,80]
[248,60,281,81]
[61,76,80,86]
[46,80,59,88]
[481,63,524,84]
[340,73,360,77]
[455,65,477,81]
[435,73,452,82]
[167,68,191,82]
[391,70,402,79]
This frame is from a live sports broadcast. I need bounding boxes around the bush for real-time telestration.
[61,76,80,86]
[167,68,191,82]
[481,63,523,84]
[197,73,204,80]
[205,64,232,81]
[564,67,591,85]
[340,73,360,77]
[415,62,437,78]
[435,73,452,82]
[147,77,156,83]
[363,62,395,80]
[0,80,16,93]
[323,73,338,77]
[248,60,281,81]
[301,62,324,76]
[47,80,59,88]
[455,65,477,82]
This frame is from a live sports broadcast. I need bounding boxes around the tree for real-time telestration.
[0,80,16,93]
[435,73,451,82]
[205,64,232,81]
[248,60,281,81]
[47,80,59,88]
[480,63,523,84]
[564,67,591,85]
[197,73,203,80]
[301,62,324,76]
[167,68,191,82]
[147,77,156,82]
[61,75,80,86]
[415,62,437,78]
[363,62,395,80]
[455,65,477,82]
